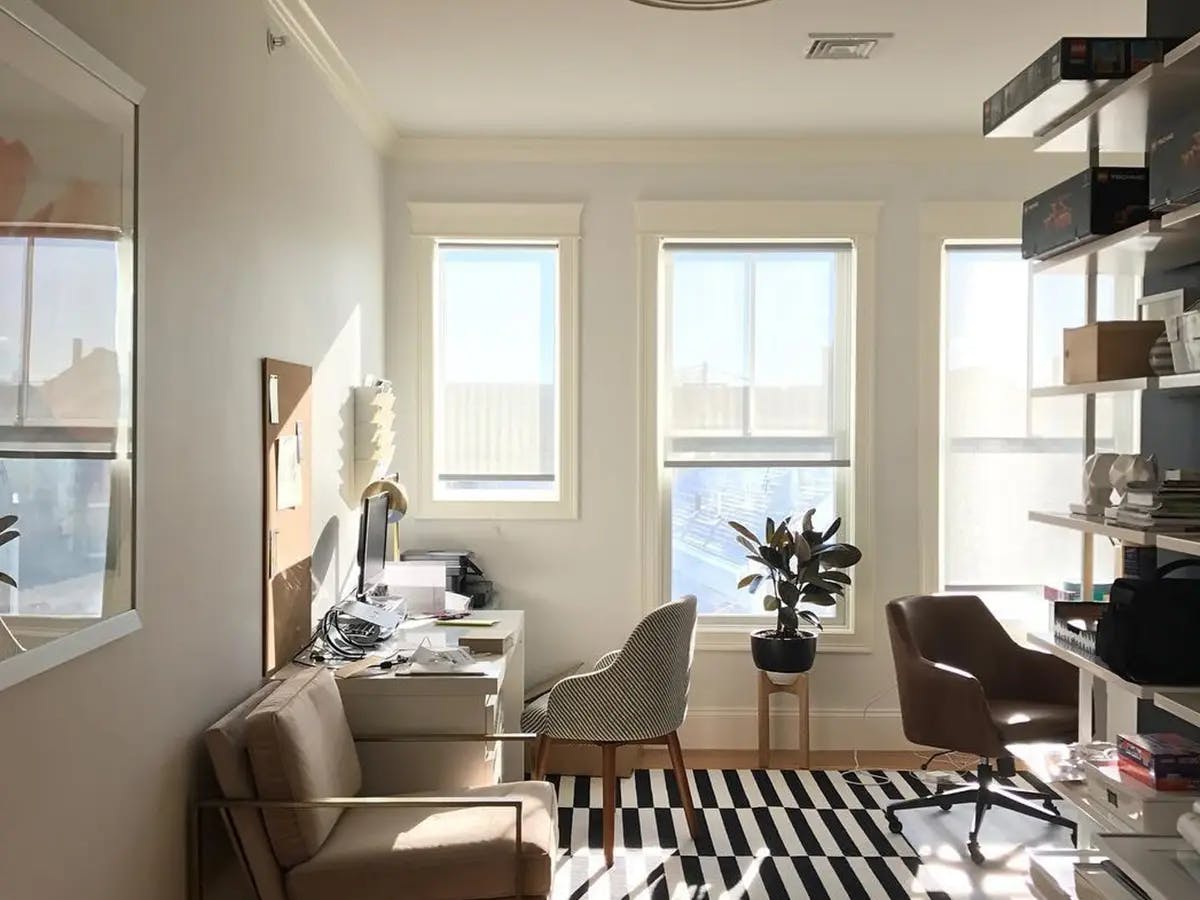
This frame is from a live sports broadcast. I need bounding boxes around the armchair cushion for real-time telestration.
[989,699,1076,745]
[204,681,288,900]
[245,668,363,868]
[285,781,557,900]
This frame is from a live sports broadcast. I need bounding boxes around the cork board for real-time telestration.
[262,358,313,674]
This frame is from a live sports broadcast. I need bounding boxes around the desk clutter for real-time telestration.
[1018,735,1200,897]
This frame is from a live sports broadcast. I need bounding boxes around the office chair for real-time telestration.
[885,594,1078,864]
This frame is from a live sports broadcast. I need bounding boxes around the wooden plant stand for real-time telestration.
[757,670,810,769]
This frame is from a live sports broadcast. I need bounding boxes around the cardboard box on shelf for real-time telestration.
[1063,321,1166,384]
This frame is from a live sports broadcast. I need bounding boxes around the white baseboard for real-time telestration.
[679,705,918,752]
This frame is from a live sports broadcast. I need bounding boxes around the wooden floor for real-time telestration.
[640,748,982,772]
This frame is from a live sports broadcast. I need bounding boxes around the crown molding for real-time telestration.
[389,134,1115,166]
[264,0,396,152]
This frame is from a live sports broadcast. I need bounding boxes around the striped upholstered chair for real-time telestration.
[522,595,698,867]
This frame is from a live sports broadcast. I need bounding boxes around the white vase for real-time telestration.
[765,671,801,686]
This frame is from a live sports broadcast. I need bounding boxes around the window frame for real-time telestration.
[0,0,144,693]
[409,202,581,520]
[636,202,879,652]
[917,204,1021,598]
[916,202,1138,633]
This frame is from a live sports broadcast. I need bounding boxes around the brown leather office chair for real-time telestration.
[884,595,1078,864]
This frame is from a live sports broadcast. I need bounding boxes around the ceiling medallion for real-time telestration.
[628,0,774,10]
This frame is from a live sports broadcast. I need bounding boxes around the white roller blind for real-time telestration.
[661,242,854,467]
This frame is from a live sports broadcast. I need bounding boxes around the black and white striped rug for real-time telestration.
[548,767,1055,899]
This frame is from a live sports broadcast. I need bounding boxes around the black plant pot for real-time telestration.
[750,629,817,682]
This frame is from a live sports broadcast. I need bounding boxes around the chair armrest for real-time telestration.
[901,658,1002,757]
[543,663,643,741]
[197,795,522,811]
[193,796,526,900]
[1002,644,1078,707]
[353,732,537,744]
[592,650,620,672]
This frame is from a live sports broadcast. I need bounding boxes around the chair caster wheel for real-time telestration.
[967,841,984,865]
[887,816,903,834]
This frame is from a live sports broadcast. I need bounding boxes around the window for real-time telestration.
[664,244,854,622]
[939,245,1135,625]
[0,234,132,622]
[411,204,580,518]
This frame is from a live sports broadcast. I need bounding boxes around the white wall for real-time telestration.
[0,1,384,898]
[386,139,1081,751]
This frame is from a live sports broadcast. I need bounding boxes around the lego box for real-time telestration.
[984,38,1171,137]
[1149,103,1200,213]
[1022,167,1149,259]
[1116,733,1200,792]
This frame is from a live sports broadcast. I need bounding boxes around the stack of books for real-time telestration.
[1117,733,1200,792]
[1108,469,1200,530]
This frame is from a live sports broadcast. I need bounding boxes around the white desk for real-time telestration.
[275,610,525,794]
[1027,632,1200,742]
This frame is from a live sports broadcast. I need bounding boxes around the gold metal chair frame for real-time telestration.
[190,732,540,900]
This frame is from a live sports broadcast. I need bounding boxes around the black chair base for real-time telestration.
[885,760,1077,865]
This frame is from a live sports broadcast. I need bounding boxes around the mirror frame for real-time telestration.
[0,0,144,692]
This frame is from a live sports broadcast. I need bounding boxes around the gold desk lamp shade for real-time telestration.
[362,478,408,561]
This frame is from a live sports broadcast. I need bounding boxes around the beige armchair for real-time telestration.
[195,667,557,900]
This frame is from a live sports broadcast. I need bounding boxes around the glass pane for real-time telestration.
[942,247,1128,625]
[665,245,850,463]
[0,457,111,616]
[0,238,24,424]
[24,238,121,427]
[435,244,558,500]
[752,253,837,434]
[668,252,747,435]
[670,466,845,618]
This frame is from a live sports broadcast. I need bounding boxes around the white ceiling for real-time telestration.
[308,0,1146,138]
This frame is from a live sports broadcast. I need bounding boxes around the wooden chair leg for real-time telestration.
[601,743,616,868]
[665,731,698,840]
[532,736,551,781]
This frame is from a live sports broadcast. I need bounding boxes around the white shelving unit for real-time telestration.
[1029,373,1200,398]
[1155,533,1200,555]
[1028,512,1200,556]
[1032,32,1200,154]
[1028,511,1154,547]
[1094,835,1200,900]
[1154,692,1200,729]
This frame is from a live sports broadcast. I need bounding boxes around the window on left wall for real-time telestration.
[0,235,132,622]
[411,203,580,519]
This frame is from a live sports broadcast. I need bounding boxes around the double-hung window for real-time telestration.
[934,240,1135,629]
[638,202,878,643]
[410,203,580,519]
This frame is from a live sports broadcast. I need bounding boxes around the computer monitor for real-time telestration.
[357,492,389,598]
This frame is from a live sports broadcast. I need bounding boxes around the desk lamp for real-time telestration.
[362,477,407,561]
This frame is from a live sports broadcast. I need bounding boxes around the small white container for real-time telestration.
[1083,760,1200,834]
[1138,287,1200,322]
[1182,309,1200,372]
[1166,314,1193,374]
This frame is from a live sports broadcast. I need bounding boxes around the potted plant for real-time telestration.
[728,509,862,685]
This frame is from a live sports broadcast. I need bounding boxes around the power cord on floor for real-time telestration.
[838,691,893,787]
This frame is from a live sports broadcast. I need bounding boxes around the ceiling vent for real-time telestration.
[806,32,893,60]
[628,0,774,10]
